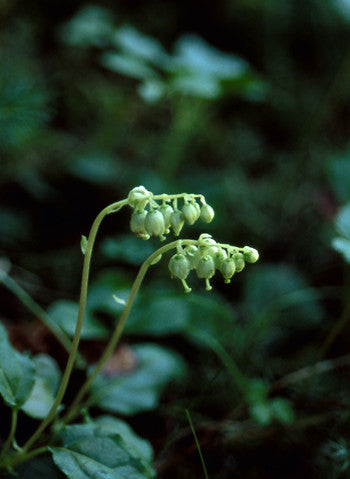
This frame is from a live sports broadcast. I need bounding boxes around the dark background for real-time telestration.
[2,1,350,477]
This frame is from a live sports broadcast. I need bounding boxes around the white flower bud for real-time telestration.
[196,254,215,291]
[170,210,184,236]
[220,258,236,283]
[130,210,150,240]
[128,186,151,210]
[182,203,198,225]
[243,246,259,263]
[159,204,174,230]
[191,200,201,221]
[184,244,199,269]
[200,203,215,223]
[233,252,245,272]
[212,247,228,268]
[169,253,190,279]
[169,253,192,293]
[196,254,215,279]
[144,210,166,238]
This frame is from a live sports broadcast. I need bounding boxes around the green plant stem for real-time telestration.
[0,274,86,368]
[60,238,191,425]
[185,409,209,479]
[61,238,248,425]
[15,199,127,460]
[5,446,49,471]
[0,407,18,464]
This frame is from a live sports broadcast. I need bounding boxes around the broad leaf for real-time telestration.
[332,203,350,263]
[172,34,248,79]
[95,416,153,466]
[47,300,108,339]
[101,52,157,80]
[332,237,350,263]
[50,422,154,479]
[22,354,61,419]
[87,269,131,316]
[125,287,237,347]
[89,343,185,414]
[0,321,35,407]
[334,203,350,239]
[112,26,169,67]
[59,5,114,47]
[100,235,156,266]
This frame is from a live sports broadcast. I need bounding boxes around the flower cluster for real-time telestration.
[128,186,215,241]
[168,234,259,293]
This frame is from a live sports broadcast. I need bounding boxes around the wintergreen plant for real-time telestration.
[0,185,259,477]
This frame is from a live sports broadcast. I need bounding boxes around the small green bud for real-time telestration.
[159,204,174,230]
[130,210,150,240]
[192,201,201,220]
[128,186,151,210]
[169,253,191,293]
[170,210,184,236]
[243,246,259,263]
[196,255,215,279]
[182,203,198,225]
[220,258,236,283]
[200,203,215,223]
[212,247,228,268]
[198,237,217,257]
[233,252,245,272]
[145,210,166,239]
[184,244,199,269]
[196,254,215,291]
[169,253,190,279]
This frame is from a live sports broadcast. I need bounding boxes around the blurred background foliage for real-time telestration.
[2,0,350,477]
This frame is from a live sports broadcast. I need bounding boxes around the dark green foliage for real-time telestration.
[2,0,350,477]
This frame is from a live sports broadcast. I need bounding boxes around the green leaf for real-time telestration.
[101,52,157,80]
[171,74,220,98]
[90,344,185,415]
[50,422,155,479]
[332,203,350,262]
[112,26,169,67]
[249,402,273,426]
[334,203,350,238]
[172,34,248,80]
[125,291,190,335]
[59,5,114,47]
[138,80,166,103]
[47,300,108,340]
[87,270,132,316]
[244,264,324,331]
[125,287,237,347]
[327,156,350,203]
[22,354,61,419]
[0,322,35,407]
[332,237,350,262]
[100,236,155,266]
[246,378,269,405]
[95,416,154,465]
[270,398,294,425]
[70,154,123,185]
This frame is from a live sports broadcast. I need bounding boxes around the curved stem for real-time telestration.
[60,239,186,425]
[4,446,49,471]
[61,237,249,425]
[0,407,18,465]
[17,200,127,457]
